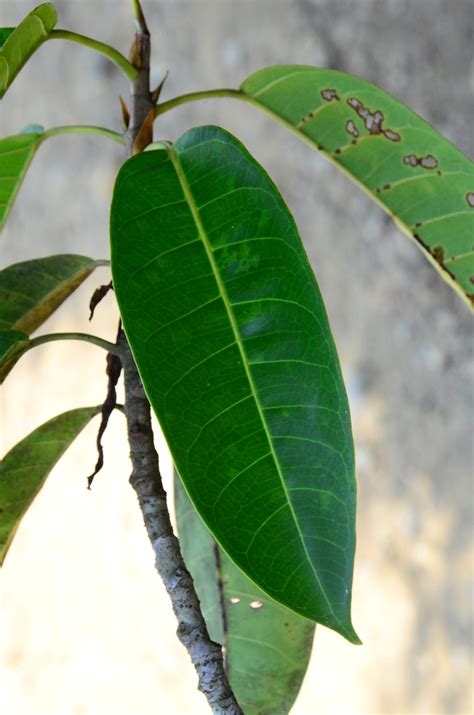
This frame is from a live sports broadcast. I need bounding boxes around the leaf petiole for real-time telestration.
[27,332,122,357]
[48,29,139,80]
[40,125,124,144]
[155,88,242,117]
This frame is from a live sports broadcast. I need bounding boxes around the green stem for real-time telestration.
[49,29,139,80]
[28,332,123,356]
[41,125,124,145]
[155,88,243,117]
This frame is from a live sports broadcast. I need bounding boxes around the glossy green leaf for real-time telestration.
[175,474,315,714]
[0,29,14,48]
[0,131,44,231]
[111,125,359,642]
[0,329,29,383]
[0,4,57,99]
[0,255,101,334]
[239,66,474,308]
[0,406,100,566]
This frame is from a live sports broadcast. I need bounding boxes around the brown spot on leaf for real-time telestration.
[345,119,359,138]
[433,246,445,266]
[383,129,401,142]
[469,276,474,285]
[347,97,399,140]
[420,155,439,169]
[415,222,423,227]
[321,88,340,102]
[334,148,341,155]
[404,154,418,167]
[466,192,474,207]
[413,233,458,282]
[299,110,315,126]
[404,153,439,169]
[347,97,361,110]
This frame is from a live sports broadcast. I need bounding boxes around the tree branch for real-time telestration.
[117,15,243,714]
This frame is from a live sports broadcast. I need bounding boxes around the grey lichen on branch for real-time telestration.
[116,7,243,712]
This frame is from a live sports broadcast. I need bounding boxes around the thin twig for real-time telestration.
[116,11,243,713]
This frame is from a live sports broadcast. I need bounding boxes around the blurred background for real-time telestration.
[0,1,473,713]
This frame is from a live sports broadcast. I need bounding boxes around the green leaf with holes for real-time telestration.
[175,474,315,714]
[0,131,45,231]
[111,125,359,642]
[0,255,102,333]
[238,66,474,308]
[0,329,29,383]
[0,4,57,99]
[0,406,100,566]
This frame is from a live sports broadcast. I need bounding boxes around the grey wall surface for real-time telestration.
[1,1,473,713]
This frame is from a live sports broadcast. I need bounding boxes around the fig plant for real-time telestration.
[0,2,472,714]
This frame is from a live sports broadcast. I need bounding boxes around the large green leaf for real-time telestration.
[238,66,474,309]
[0,406,99,565]
[111,125,359,642]
[0,254,102,333]
[175,474,315,715]
[0,4,57,99]
[0,130,44,231]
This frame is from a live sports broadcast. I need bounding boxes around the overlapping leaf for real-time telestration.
[0,4,57,99]
[238,66,474,308]
[0,29,14,47]
[0,254,101,333]
[0,406,99,565]
[0,130,44,231]
[175,475,315,714]
[111,125,359,642]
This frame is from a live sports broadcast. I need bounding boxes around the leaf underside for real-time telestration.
[111,125,359,642]
[0,4,57,99]
[240,66,474,308]
[0,132,44,231]
[0,406,100,566]
[175,474,315,715]
[0,254,99,333]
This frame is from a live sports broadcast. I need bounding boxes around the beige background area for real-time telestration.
[1,1,473,713]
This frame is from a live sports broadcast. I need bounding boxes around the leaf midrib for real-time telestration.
[165,144,341,630]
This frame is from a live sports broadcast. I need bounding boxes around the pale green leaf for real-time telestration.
[0,4,57,99]
[175,474,315,715]
[0,406,100,565]
[240,66,474,308]
[0,131,44,231]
